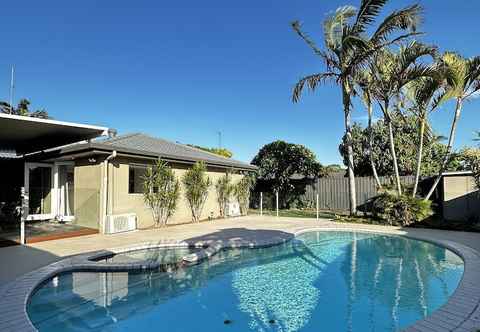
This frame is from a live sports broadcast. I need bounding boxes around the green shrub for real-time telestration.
[234,174,256,215]
[370,190,433,226]
[215,171,234,218]
[143,161,180,227]
[182,161,211,223]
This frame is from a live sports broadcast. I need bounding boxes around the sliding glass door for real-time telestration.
[25,163,54,220]
[56,164,75,221]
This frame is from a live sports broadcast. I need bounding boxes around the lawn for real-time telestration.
[249,209,335,219]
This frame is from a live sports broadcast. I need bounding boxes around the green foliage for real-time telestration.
[215,171,234,218]
[252,140,324,208]
[458,147,480,190]
[182,161,212,223]
[234,174,256,215]
[0,98,50,119]
[188,145,233,158]
[339,111,462,176]
[370,189,433,226]
[142,161,180,227]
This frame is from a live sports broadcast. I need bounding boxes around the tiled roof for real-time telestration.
[99,133,256,170]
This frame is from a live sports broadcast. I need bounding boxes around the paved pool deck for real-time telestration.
[1,215,480,332]
[2,215,480,285]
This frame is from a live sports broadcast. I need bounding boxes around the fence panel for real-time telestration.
[309,175,415,212]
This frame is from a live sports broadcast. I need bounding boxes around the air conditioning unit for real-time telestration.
[227,201,241,217]
[105,213,137,234]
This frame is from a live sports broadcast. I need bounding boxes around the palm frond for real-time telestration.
[292,73,338,102]
[371,4,422,45]
[353,0,388,34]
[465,56,480,97]
[397,41,437,72]
[291,20,338,70]
[324,6,356,52]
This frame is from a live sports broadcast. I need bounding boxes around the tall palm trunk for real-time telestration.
[424,98,463,200]
[387,119,402,195]
[412,116,426,197]
[367,100,382,189]
[343,84,357,215]
[384,101,402,195]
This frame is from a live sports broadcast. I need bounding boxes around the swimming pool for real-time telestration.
[27,231,464,332]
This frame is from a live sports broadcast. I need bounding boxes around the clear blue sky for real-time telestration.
[1,1,479,165]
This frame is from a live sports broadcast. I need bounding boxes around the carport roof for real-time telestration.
[0,113,109,155]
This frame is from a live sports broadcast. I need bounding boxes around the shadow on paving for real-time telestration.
[0,245,60,286]
[183,227,294,246]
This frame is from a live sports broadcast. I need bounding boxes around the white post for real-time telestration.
[260,192,263,216]
[20,187,27,245]
[275,191,279,217]
[316,193,319,220]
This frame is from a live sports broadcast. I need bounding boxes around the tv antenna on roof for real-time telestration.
[217,131,222,149]
[9,65,15,113]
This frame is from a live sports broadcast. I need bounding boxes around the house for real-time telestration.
[0,114,255,244]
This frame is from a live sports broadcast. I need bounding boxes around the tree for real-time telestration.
[142,161,180,227]
[182,161,212,223]
[188,145,233,158]
[368,42,437,195]
[0,98,50,119]
[404,71,447,197]
[425,53,480,200]
[356,69,382,188]
[234,174,256,215]
[457,147,480,191]
[339,112,461,177]
[291,0,421,215]
[252,141,324,208]
[215,171,234,218]
[324,164,345,175]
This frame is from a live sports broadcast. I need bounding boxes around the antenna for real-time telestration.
[9,65,14,113]
[217,131,222,149]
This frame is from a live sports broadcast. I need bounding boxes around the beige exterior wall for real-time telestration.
[442,175,480,221]
[108,158,244,229]
[73,159,103,229]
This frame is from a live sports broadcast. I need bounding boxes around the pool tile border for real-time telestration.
[0,228,478,332]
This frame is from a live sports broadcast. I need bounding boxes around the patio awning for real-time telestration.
[0,113,109,155]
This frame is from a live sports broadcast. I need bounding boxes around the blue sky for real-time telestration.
[1,1,479,165]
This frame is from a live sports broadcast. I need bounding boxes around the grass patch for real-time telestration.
[334,215,389,226]
[249,209,335,219]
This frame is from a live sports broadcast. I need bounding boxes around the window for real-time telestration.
[128,165,148,194]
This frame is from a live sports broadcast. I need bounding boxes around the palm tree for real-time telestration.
[0,98,50,119]
[356,69,382,188]
[291,1,422,214]
[369,42,436,195]
[424,53,480,200]
[405,70,446,197]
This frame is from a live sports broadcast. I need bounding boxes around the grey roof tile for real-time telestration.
[99,133,255,170]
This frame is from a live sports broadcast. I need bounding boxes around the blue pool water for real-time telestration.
[27,231,464,332]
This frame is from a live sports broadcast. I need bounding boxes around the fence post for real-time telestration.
[316,193,319,220]
[20,187,27,245]
[260,192,263,216]
[275,191,279,218]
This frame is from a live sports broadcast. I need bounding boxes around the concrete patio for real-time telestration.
[2,215,480,285]
[1,214,480,332]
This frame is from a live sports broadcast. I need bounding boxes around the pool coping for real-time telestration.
[0,227,479,332]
